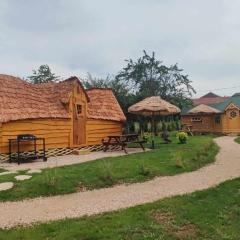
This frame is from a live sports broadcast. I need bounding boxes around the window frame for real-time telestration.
[191,117,202,122]
[75,104,83,117]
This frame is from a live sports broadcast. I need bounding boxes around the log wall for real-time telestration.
[86,119,123,145]
[0,119,72,153]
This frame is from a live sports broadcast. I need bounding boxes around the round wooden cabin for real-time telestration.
[0,74,126,161]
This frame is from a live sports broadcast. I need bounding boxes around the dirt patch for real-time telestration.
[151,211,173,225]
[174,223,197,239]
[151,211,197,239]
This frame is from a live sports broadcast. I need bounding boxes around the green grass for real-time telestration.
[1,177,239,239]
[234,137,240,144]
[0,168,6,173]
[0,135,219,202]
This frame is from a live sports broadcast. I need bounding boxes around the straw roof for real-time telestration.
[128,96,180,116]
[0,74,125,123]
[187,104,221,114]
[86,88,126,122]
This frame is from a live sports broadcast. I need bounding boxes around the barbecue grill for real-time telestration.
[17,134,36,141]
[8,134,47,164]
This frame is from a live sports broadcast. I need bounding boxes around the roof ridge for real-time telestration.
[86,87,113,91]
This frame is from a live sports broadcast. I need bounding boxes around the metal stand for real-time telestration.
[9,137,47,165]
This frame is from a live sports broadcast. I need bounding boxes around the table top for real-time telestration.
[107,134,139,138]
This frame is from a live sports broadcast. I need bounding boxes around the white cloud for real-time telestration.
[1,0,240,96]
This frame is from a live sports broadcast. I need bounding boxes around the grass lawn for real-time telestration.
[1,177,239,239]
[0,135,219,202]
[234,137,240,144]
[0,168,6,173]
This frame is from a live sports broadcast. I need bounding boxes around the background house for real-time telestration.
[182,92,240,134]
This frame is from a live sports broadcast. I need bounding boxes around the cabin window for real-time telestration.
[191,117,202,122]
[76,104,82,116]
[230,110,237,118]
[215,115,221,124]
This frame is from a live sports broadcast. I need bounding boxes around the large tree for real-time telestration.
[27,65,59,84]
[115,50,195,108]
[83,73,136,115]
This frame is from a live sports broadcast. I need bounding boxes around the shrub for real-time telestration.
[156,121,163,133]
[162,121,167,131]
[99,160,115,186]
[143,132,151,142]
[171,151,185,169]
[170,121,176,131]
[167,123,172,132]
[133,122,140,134]
[147,122,152,132]
[138,163,151,176]
[177,131,188,144]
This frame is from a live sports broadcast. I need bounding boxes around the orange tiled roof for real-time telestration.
[86,88,126,122]
[192,92,228,106]
[0,74,125,123]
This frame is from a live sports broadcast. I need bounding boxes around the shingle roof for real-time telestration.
[182,95,240,115]
[187,104,221,114]
[210,96,240,112]
[86,88,126,122]
[0,74,125,123]
[192,92,228,106]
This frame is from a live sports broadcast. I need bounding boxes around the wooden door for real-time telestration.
[227,109,240,132]
[73,103,86,145]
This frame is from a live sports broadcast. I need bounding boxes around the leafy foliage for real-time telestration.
[115,50,195,108]
[177,131,188,144]
[27,65,59,84]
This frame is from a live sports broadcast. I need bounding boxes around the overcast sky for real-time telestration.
[1,0,240,97]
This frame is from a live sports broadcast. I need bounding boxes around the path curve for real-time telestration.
[0,136,240,228]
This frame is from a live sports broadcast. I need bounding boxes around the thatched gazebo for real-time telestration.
[128,96,181,147]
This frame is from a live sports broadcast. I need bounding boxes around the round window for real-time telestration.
[230,111,237,118]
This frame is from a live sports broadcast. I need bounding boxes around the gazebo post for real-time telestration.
[151,113,155,149]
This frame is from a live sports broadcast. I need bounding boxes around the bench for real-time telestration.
[102,134,147,154]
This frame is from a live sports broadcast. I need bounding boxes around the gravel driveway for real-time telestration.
[0,136,239,228]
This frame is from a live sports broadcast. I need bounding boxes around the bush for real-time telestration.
[162,121,167,131]
[133,122,140,134]
[171,151,185,169]
[138,163,151,176]
[156,121,162,133]
[147,122,152,132]
[167,123,172,132]
[177,131,188,144]
[99,160,115,186]
[170,121,176,131]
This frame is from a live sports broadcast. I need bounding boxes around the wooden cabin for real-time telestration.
[0,74,126,160]
[181,94,240,134]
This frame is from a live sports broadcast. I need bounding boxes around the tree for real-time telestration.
[27,65,59,84]
[82,73,110,89]
[115,50,195,108]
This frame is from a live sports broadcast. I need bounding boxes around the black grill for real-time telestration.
[17,134,36,141]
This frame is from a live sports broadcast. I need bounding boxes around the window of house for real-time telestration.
[230,110,237,118]
[76,104,82,115]
[191,117,202,122]
[215,115,221,124]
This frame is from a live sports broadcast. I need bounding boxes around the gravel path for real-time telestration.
[0,136,239,228]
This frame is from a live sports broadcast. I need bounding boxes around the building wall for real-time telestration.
[221,109,240,133]
[0,118,123,154]
[86,119,123,145]
[0,119,72,154]
[181,114,222,133]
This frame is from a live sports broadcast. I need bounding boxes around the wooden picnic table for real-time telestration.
[102,134,146,154]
